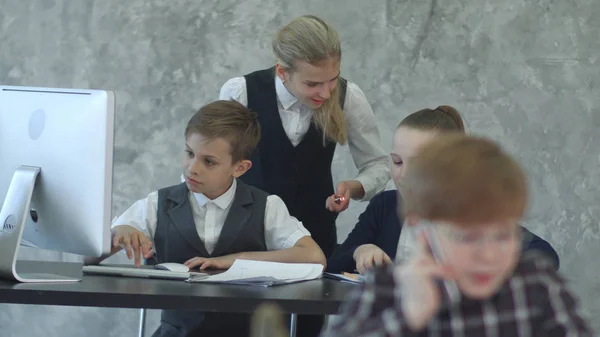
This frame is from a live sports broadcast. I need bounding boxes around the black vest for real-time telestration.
[241,67,347,257]
[152,180,267,337]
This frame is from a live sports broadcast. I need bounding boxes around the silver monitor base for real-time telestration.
[0,166,81,283]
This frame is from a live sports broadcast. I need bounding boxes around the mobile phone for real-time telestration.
[418,220,461,305]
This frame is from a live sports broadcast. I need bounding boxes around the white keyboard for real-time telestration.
[82,265,206,280]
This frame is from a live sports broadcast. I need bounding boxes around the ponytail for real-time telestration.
[434,105,465,132]
[398,105,465,133]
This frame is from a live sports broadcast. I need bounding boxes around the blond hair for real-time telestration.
[272,15,347,144]
[185,100,261,163]
[399,134,527,227]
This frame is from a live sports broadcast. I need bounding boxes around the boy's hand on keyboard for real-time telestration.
[112,225,153,267]
[184,254,237,270]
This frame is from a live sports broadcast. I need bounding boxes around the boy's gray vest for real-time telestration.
[151,180,268,337]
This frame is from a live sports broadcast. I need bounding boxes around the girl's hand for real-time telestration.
[325,181,352,212]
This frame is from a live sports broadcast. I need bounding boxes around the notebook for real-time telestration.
[186,259,324,287]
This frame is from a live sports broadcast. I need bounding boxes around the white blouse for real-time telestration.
[219,75,390,201]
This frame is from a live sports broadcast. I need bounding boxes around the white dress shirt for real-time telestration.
[111,178,311,254]
[219,76,390,201]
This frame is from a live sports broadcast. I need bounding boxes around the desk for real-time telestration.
[0,261,356,336]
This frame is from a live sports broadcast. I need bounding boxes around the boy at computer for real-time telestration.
[108,100,326,337]
[322,134,593,337]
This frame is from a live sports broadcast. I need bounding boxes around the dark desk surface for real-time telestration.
[0,261,357,315]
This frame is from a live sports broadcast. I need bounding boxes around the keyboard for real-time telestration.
[82,264,206,280]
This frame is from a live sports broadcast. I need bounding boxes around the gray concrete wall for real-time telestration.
[1,0,598,335]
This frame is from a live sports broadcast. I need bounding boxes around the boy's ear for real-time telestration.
[232,159,252,178]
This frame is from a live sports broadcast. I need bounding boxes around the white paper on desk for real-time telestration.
[186,259,323,286]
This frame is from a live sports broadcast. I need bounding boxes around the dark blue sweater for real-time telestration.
[326,190,560,273]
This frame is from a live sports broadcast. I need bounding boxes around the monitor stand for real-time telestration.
[0,166,81,283]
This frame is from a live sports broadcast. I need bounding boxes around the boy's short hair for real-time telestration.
[398,133,527,226]
[185,100,261,163]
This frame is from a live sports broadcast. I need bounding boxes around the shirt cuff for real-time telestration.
[354,175,381,201]
[326,245,360,273]
[354,163,390,201]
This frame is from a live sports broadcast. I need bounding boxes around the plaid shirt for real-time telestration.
[322,251,593,337]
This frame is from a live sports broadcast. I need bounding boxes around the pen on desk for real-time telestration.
[342,272,362,281]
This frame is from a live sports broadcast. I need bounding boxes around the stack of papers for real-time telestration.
[186,259,324,287]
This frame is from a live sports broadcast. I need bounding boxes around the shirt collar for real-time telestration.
[180,175,237,210]
[275,76,298,110]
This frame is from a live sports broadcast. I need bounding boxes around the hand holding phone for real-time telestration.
[417,220,461,305]
[393,221,458,331]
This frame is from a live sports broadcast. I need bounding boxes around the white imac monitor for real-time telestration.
[0,85,115,283]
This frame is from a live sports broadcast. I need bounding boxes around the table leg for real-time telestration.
[289,313,297,337]
[138,308,146,337]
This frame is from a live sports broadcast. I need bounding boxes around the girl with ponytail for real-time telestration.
[327,106,559,275]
